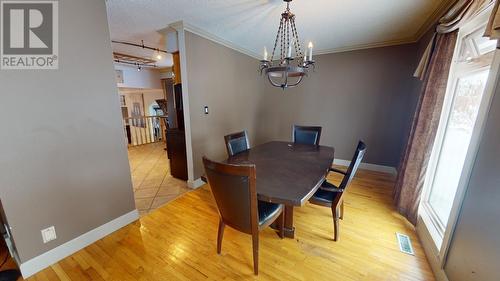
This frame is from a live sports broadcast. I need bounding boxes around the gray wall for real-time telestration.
[184,31,422,178]
[0,0,136,262]
[256,44,422,167]
[184,31,266,179]
[444,58,500,281]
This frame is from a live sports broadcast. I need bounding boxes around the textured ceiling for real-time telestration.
[106,0,451,64]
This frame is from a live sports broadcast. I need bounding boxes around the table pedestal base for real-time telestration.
[271,205,295,238]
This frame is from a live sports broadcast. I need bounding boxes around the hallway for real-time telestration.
[128,142,190,216]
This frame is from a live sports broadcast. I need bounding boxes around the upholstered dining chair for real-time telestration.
[292,125,322,145]
[202,156,284,275]
[224,130,250,156]
[309,141,366,241]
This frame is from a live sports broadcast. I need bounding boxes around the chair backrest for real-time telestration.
[292,125,322,145]
[224,131,250,156]
[202,156,257,234]
[339,141,367,190]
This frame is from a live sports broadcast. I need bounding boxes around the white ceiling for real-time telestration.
[106,0,450,64]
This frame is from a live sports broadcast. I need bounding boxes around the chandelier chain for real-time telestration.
[291,18,303,63]
[259,0,315,89]
[271,17,282,62]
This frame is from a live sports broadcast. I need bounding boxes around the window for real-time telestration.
[420,17,497,248]
[427,70,489,224]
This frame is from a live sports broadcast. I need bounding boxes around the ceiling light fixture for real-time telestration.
[113,52,158,69]
[155,49,163,60]
[260,0,315,90]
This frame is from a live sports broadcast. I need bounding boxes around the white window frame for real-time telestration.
[418,5,500,268]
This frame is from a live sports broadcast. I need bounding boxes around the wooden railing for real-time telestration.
[123,116,167,146]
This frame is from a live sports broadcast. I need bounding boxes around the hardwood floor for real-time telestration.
[0,243,20,279]
[24,168,434,281]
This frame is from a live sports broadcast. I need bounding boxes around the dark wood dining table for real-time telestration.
[224,141,335,238]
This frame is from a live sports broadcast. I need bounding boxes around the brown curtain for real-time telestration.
[414,0,493,80]
[394,32,458,225]
[484,0,500,40]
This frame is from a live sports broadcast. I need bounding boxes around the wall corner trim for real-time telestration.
[188,178,205,189]
[19,209,139,278]
[333,159,397,176]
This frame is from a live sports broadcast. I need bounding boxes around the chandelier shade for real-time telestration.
[260,0,315,89]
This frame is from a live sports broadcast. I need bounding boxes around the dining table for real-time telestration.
[223,141,335,238]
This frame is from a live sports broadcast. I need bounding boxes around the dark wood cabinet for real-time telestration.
[166,129,188,180]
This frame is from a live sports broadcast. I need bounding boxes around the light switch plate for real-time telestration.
[41,226,57,243]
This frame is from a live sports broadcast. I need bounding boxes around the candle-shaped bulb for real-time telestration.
[263,47,268,61]
[308,42,313,61]
[287,40,293,58]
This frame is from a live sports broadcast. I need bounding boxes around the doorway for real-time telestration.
[118,87,189,216]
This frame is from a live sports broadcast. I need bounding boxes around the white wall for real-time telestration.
[115,64,162,89]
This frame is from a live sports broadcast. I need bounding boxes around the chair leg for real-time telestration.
[332,206,340,241]
[340,200,344,220]
[217,218,225,254]
[252,233,259,275]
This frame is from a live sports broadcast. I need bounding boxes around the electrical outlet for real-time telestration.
[41,226,57,243]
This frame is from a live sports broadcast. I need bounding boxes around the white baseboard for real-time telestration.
[19,209,139,278]
[333,158,397,176]
[187,178,205,189]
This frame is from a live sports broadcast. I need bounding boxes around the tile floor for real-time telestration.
[127,142,190,216]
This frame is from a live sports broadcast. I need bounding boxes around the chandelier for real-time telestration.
[260,0,315,89]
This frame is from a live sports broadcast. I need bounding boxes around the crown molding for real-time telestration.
[169,21,262,59]
[164,0,456,60]
[313,37,418,56]
[414,0,457,41]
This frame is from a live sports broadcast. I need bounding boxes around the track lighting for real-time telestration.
[112,40,167,61]
[155,49,163,60]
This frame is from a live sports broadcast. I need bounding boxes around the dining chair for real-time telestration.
[224,130,250,156]
[309,140,366,241]
[202,156,284,275]
[292,125,322,145]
